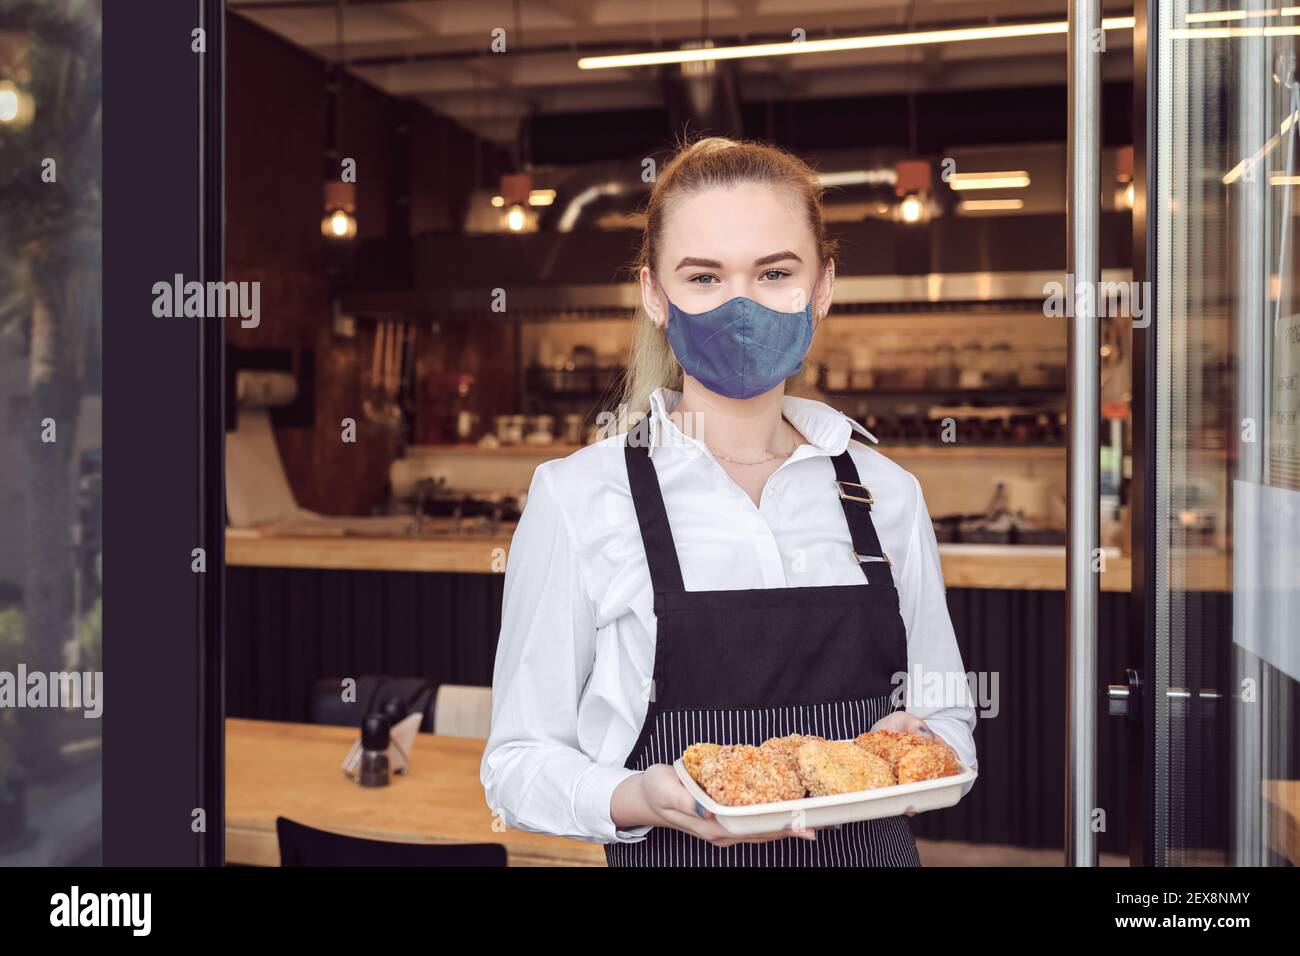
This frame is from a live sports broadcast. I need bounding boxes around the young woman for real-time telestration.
[481,136,977,867]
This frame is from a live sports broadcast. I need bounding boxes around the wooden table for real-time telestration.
[1265,780,1300,865]
[225,718,606,867]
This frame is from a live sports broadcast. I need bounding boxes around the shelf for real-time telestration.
[406,442,1065,461]
[408,443,584,456]
[879,445,1066,459]
[822,384,1064,400]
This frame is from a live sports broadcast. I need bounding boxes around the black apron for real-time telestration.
[605,416,922,867]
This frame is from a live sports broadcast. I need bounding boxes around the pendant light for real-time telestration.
[0,32,34,129]
[321,0,357,241]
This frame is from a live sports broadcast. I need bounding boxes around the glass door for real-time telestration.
[1131,0,1300,866]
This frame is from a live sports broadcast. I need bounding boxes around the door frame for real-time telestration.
[1127,0,1157,868]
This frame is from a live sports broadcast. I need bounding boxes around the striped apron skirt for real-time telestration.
[605,417,922,867]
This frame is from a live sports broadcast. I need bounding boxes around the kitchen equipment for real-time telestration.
[958,340,986,389]
[525,414,555,445]
[957,482,1015,543]
[985,341,1019,387]
[456,410,480,440]
[850,345,875,389]
[1000,475,1054,525]
[363,320,405,431]
[673,747,976,835]
[562,413,584,444]
[823,346,851,390]
[495,414,525,444]
[927,342,959,388]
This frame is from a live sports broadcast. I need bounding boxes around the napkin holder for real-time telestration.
[341,710,423,781]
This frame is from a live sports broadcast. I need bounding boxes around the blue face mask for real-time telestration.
[657,272,822,400]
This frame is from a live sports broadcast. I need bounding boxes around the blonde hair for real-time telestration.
[613,135,839,430]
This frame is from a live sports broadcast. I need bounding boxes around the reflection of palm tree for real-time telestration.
[0,0,101,774]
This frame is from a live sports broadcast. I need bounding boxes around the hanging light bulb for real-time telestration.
[321,180,357,240]
[893,161,931,225]
[899,193,925,224]
[504,203,527,232]
[319,2,357,241]
[322,207,357,239]
[0,79,35,128]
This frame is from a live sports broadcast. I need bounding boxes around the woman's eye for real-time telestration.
[760,269,791,281]
[688,274,718,285]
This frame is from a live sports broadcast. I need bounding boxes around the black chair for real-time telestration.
[275,817,507,867]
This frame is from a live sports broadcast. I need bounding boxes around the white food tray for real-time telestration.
[673,745,977,836]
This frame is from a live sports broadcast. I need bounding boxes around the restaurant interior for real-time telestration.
[213,0,1229,868]
[4,0,1299,883]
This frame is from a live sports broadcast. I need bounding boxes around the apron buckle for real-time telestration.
[852,548,892,566]
[835,479,874,505]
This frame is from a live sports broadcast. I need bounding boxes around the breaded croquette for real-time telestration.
[795,739,895,796]
[896,738,962,783]
[696,744,806,806]
[759,733,826,784]
[852,729,918,766]
[681,742,723,783]
[853,729,961,782]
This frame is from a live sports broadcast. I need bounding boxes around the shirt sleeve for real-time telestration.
[896,471,980,799]
[480,460,653,844]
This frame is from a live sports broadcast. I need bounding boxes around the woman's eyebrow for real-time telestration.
[674,256,724,270]
[753,250,802,266]
[673,251,803,271]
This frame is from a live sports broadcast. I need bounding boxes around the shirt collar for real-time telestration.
[646,386,877,457]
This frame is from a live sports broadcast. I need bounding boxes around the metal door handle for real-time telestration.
[1105,667,1142,728]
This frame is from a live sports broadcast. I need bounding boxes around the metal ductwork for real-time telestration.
[663,52,744,138]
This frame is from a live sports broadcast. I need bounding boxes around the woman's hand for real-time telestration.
[869,711,935,816]
[613,764,818,848]
[871,710,935,736]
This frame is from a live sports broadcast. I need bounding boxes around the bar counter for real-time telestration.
[228,529,1230,592]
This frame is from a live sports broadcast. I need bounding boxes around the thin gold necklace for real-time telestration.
[703,417,801,466]
[712,447,792,465]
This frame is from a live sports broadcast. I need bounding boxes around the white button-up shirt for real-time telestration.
[480,386,979,845]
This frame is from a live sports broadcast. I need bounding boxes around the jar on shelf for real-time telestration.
[958,340,986,389]
[1019,345,1050,387]
[986,341,1018,387]
[874,345,903,388]
[927,341,958,388]
[562,413,584,444]
[823,347,851,391]
[850,345,875,389]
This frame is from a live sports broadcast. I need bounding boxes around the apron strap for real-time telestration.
[625,414,895,591]
[624,415,686,594]
[831,449,896,587]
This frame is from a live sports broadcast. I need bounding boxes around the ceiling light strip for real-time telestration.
[578,17,1137,70]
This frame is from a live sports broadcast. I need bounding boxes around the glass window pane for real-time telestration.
[0,2,102,866]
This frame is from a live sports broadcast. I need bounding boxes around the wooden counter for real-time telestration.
[227,529,513,575]
[1265,779,1300,866]
[225,717,606,867]
[228,530,1234,593]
